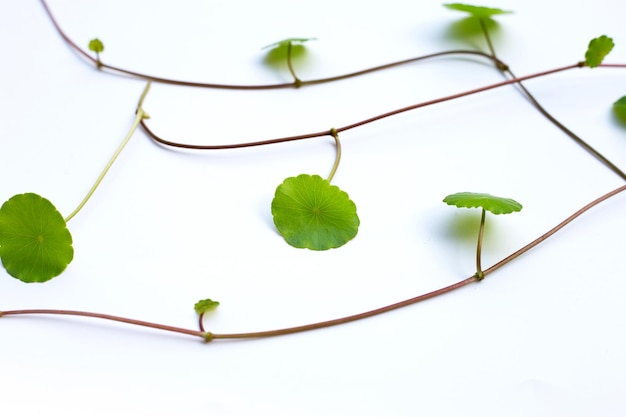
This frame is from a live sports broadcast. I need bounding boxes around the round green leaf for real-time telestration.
[585,35,614,68]
[194,299,220,315]
[443,192,522,215]
[443,3,513,19]
[0,193,74,283]
[88,38,104,53]
[613,96,626,124]
[271,174,359,250]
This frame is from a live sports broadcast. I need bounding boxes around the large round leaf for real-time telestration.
[271,174,359,250]
[443,192,522,214]
[0,193,74,282]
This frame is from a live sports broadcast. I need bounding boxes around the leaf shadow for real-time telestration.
[443,210,496,246]
[262,44,308,70]
[612,111,626,128]
[442,17,502,50]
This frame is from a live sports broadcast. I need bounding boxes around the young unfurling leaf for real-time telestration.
[194,299,220,315]
[88,38,104,54]
[585,35,614,68]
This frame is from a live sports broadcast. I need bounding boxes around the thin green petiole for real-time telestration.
[478,18,507,71]
[286,41,302,88]
[64,82,152,222]
[327,128,342,183]
[475,208,486,280]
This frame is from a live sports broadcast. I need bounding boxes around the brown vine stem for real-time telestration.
[3,184,625,342]
[141,63,586,150]
[0,309,205,339]
[39,0,506,90]
[477,20,626,181]
[505,65,626,181]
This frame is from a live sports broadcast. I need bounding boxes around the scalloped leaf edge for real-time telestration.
[443,192,522,215]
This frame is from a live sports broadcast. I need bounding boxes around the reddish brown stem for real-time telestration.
[3,185,624,342]
[484,184,626,274]
[39,0,506,90]
[208,276,478,340]
[143,63,582,150]
[0,309,204,338]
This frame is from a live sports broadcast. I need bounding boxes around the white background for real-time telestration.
[1,1,626,416]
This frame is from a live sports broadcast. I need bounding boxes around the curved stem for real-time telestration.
[0,309,205,339]
[208,276,479,340]
[484,184,626,275]
[64,83,152,222]
[504,67,626,181]
[4,185,624,342]
[39,1,509,90]
[286,42,302,88]
[475,17,626,181]
[327,128,342,183]
[475,208,486,280]
[478,18,497,61]
[143,63,584,150]
[198,313,206,333]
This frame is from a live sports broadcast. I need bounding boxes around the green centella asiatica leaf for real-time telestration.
[262,37,316,51]
[443,3,513,19]
[0,193,73,283]
[194,299,220,315]
[443,192,522,215]
[585,35,614,68]
[614,96,626,124]
[88,38,104,53]
[271,174,359,250]
[262,37,316,66]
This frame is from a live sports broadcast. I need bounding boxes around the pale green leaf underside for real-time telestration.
[271,174,359,250]
[88,38,104,53]
[194,299,220,315]
[443,192,522,215]
[0,193,74,283]
[262,37,316,50]
[585,35,614,68]
[613,96,626,122]
[443,3,513,18]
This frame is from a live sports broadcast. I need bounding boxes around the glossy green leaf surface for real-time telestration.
[262,37,316,50]
[194,299,220,315]
[0,193,73,283]
[88,38,104,53]
[585,35,614,68]
[613,96,626,124]
[271,174,359,250]
[443,192,522,215]
[443,3,513,18]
